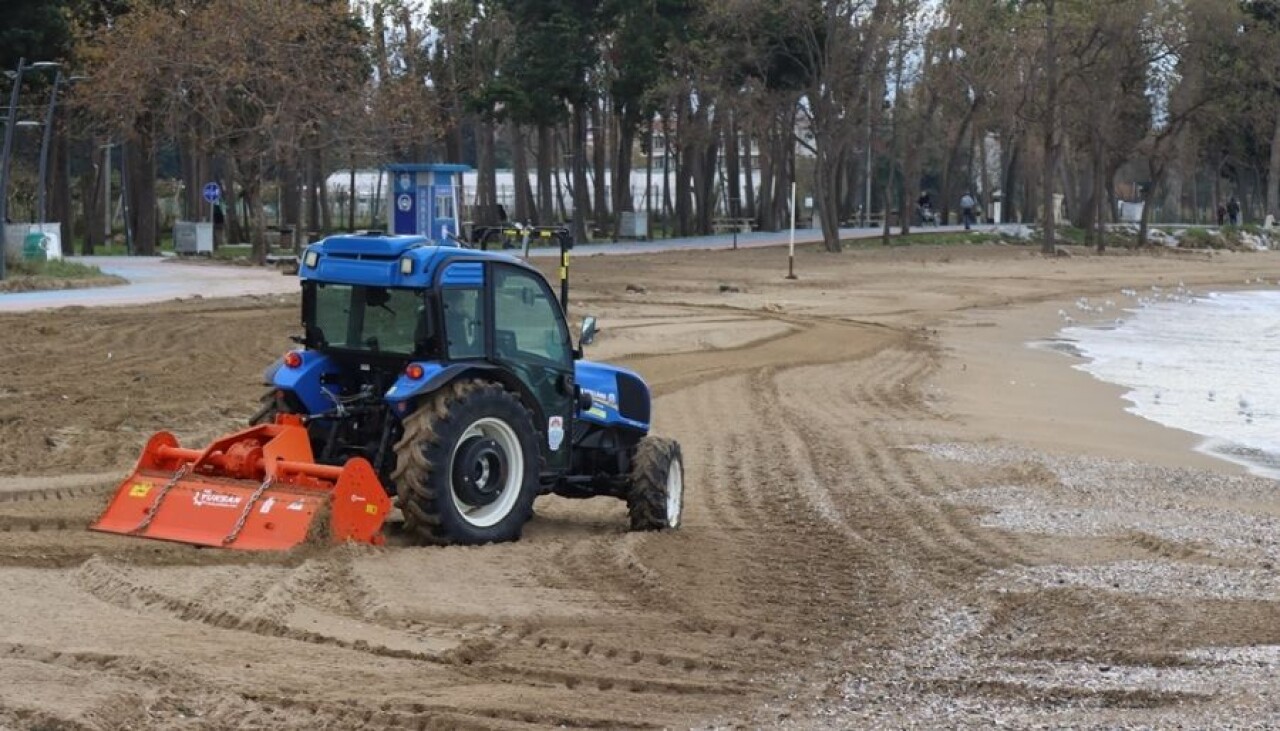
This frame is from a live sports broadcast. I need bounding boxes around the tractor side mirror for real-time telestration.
[579,316,598,348]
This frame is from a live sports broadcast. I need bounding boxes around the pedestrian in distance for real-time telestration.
[1227,196,1241,226]
[960,191,976,230]
[917,191,937,226]
[1217,202,1227,227]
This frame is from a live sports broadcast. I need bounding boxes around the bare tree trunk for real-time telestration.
[81,142,104,255]
[742,128,756,222]
[281,158,301,248]
[662,113,673,226]
[644,122,654,222]
[1002,137,1020,223]
[675,135,692,236]
[305,150,320,239]
[757,122,776,231]
[125,131,158,255]
[347,162,357,232]
[571,103,591,243]
[1267,108,1280,221]
[51,128,72,248]
[694,131,719,235]
[1041,0,1059,255]
[725,113,742,218]
[611,112,637,239]
[511,123,534,222]
[536,123,554,225]
[476,119,498,226]
[245,174,269,263]
[938,105,976,227]
[592,99,609,224]
[1136,164,1166,248]
[317,150,332,232]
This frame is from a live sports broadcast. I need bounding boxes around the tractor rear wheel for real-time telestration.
[625,437,684,531]
[392,380,540,545]
[249,388,289,425]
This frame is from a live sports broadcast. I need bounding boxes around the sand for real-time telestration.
[1,241,1279,729]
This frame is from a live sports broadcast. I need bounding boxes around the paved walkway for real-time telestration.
[531,223,993,257]
[0,224,1015,313]
[0,257,297,313]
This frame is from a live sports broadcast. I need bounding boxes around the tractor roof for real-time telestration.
[300,233,531,289]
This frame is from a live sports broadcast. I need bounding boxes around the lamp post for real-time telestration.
[0,59,60,280]
[36,71,81,225]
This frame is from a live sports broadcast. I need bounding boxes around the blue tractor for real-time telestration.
[240,232,685,545]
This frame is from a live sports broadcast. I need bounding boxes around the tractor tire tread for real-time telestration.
[392,380,537,545]
[626,436,681,531]
[249,388,283,426]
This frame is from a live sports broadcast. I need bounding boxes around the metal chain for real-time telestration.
[131,464,191,534]
[222,476,274,545]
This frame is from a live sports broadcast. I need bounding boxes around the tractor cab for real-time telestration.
[291,233,577,470]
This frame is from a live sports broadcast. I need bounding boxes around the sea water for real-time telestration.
[1056,288,1280,479]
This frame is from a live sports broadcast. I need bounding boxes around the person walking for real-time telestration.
[1217,202,1227,227]
[1227,196,1241,226]
[960,191,976,230]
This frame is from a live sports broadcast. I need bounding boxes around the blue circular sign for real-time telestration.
[202,182,221,203]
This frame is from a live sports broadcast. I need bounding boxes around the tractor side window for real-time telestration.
[492,267,570,367]
[312,283,352,348]
[443,287,486,359]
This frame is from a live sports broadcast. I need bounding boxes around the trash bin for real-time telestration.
[22,232,49,261]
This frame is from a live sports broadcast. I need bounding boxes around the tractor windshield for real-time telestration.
[305,282,429,356]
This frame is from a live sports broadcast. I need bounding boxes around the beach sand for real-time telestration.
[1,240,1279,729]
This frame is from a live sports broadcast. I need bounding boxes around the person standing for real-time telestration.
[960,191,976,230]
[1217,202,1227,227]
[1227,196,1241,226]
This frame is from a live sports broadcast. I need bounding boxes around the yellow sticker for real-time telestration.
[129,483,152,498]
[365,504,378,515]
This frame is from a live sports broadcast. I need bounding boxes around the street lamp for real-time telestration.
[0,58,60,281]
[36,72,84,225]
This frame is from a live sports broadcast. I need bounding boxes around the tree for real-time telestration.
[76,0,370,260]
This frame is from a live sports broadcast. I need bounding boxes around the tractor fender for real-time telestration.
[266,351,341,415]
[385,362,547,427]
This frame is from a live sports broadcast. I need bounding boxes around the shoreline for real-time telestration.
[931,294,1246,476]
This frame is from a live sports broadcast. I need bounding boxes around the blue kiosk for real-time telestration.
[386,163,470,243]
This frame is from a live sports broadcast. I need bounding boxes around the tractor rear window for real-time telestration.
[307,283,427,355]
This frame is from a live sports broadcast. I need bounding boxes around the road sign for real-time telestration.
[202,182,221,203]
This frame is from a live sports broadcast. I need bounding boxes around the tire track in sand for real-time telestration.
[70,557,482,666]
[761,348,1026,585]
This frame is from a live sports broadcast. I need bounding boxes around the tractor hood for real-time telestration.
[574,360,651,432]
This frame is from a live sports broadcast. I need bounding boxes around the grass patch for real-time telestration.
[0,257,127,293]
[8,258,108,279]
[1179,228,1221,249]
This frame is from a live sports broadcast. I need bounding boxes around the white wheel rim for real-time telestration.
[450,417,523,528]
[665,457,683,528]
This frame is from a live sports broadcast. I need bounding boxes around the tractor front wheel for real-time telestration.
[626,437,684,531]
[392,380,540,545]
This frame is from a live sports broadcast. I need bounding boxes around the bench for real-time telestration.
[712,217,754,234]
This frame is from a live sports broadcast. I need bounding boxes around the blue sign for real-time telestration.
[202,182,221,203]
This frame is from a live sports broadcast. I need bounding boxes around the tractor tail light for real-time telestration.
[405,364,425,380]
[283,351,303,368]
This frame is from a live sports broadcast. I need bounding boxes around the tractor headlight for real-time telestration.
[303,250,319,268]
[399,257,414,275]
